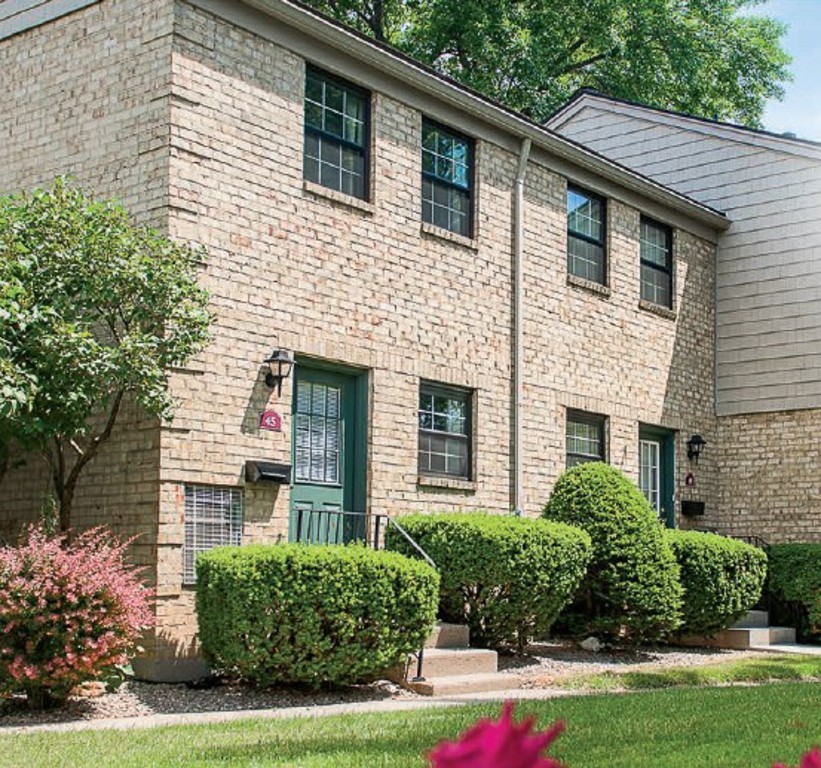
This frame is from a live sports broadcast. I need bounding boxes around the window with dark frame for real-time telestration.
[304,66,369,200]
[567,186,607,284]
[640,217,673,308]
[566,410,606,467]
[183,485,243,585]
[421,120,473,237]
[418,383,471,479]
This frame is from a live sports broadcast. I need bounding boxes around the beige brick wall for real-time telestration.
[716,410,821,542]
[0,0,175,671]
[143,2,720,676]
[1,0,731,680]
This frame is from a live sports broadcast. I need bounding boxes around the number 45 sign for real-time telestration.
[259,410,282,432]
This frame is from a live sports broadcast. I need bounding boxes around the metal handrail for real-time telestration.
[384,517,437,570]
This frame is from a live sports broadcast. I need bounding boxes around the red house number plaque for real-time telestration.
[259,410,283,432]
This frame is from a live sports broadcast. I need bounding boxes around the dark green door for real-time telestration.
[639,425,675,528]
[289,365,367,543]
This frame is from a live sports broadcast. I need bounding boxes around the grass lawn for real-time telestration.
[2,682,819,768]
[562,653,821,691]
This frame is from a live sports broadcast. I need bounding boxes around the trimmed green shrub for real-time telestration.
[666,530,767,635]
[768,543,821,642]
[386,513,591,650]
[195,544,439,686]
[542,463,683,643]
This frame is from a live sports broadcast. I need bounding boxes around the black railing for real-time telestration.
[293,507,437,682]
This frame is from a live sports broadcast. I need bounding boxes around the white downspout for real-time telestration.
[513,138,531,517]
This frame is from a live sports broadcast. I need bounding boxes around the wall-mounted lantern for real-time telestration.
[686,434,706,463]
[263,348,294,397]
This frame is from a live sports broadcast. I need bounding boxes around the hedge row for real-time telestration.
[768,543,821,641]
[196,544,438,686]
[386,513,591,650]
[667,529,767,635]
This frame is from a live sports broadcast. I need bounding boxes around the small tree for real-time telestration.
[0,179,212,529]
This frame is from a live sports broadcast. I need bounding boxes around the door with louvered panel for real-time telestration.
[289,365,367,543]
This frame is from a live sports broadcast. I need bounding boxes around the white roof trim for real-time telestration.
[547,92,821,162]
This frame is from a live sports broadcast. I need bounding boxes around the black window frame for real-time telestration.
[417,381,473,480]
[421,118,475,238]
[566,409,607,468]
[640,216,673,309]
[567,185,607,285]
[303,65,371,201]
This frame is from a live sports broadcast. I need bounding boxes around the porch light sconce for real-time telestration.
[263,348,294,396]
[686,434,706,463]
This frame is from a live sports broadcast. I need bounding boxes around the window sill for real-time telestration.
[303,180,374,215]
[567,273,611,297]
[420,221,479,251]
[417,474,477,492]
[638,299,677,321]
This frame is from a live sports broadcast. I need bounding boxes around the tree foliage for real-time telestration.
[307,0,790,126]
[0,179,212,529]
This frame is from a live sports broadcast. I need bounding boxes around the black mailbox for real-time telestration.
[245,460,292,485]
[681,500,705,517]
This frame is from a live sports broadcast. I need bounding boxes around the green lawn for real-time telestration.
[2,682,820,767]
[562,653,821,691]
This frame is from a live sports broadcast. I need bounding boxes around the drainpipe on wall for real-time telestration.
[513,138,531,517]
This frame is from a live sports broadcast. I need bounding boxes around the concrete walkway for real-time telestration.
[4,643,820,736]
[0,687,577,736]
[752,643,821,655]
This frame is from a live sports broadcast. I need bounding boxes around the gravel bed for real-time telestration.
[0,643,768,728]
[498,642,769,687]
[0,679,412,728]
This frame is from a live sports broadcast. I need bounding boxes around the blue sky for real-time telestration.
[755,0,821,140]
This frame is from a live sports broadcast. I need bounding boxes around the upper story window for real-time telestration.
[567,186,607,284]
[566,410,606,468]
[304,66,369,200]
[640,217,673,308]
[421,120,473,237]
[418,382,472,479]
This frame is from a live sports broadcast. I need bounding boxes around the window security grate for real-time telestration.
[183,485,243,585]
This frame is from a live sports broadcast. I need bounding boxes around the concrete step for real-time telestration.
[416,647,498,677]
[732,610,769,629]
[409,672,519,697]
[769,626,797,644]
[425,622,470,649]
[681,625,796,649]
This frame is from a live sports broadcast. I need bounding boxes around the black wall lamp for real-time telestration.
[263,348,294,396]
[686,434,706,463]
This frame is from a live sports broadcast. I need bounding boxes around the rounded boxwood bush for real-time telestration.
[386,513,591,650]
[195,544,439,686]
[542,463,683,643]
[666,530,767,635]
[768,543,821,642]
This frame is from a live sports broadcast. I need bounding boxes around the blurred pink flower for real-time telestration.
[429,701,565,768]
[774,746,821,768]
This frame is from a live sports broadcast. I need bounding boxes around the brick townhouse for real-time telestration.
[1,0,803,680]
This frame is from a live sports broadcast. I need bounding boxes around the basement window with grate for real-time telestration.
[183,485,243,585]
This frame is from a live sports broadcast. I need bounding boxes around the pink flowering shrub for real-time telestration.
[0,524,154,709]
[429,702,565,768]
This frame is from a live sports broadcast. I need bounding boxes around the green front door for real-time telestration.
[639,425,675,528]
[289,365,367,543]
